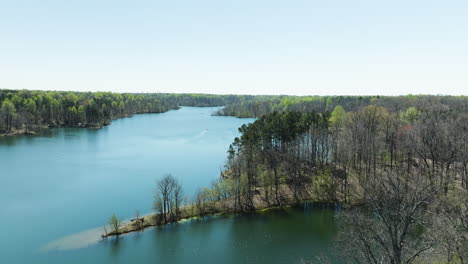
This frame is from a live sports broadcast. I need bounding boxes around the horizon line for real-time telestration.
[1,87,466,97]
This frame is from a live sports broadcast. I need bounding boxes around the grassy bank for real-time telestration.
[101,191,339,238]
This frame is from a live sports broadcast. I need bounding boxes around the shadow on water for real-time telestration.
[145,203,341,264]
[225,203,342,264]
[0,127,105,146]
[151,224,184,263]
[0,128,71,146]
[40,204,342,264]
[0,135,17,146]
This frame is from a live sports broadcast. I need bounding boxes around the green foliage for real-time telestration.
[222,94,468,263]
[0,89,254,134]
[1,99,16,116]
[1,99,16,131]
[218,94,468,119]
[329,105,346,128]
[400,106,420,124]
[108,214,122,234]
[312,170,335,200]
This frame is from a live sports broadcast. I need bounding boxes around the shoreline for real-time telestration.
[0,107,229,137]
[0,123,109,137]
[0,129,38,136]
[101,199,342,238]
[0,110,176,137]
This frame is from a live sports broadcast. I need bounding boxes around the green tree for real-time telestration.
[400,106,420,125]
[77,105,86,124]
[25,98,38,121]
[329,105,346,128]
[1,99,16,132]
[108,214,122,235]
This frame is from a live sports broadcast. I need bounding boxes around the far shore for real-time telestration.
[0,119,122,137]
[0,107,193,137]
[0,128,38,136]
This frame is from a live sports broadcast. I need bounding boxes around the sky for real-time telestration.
[0,0,467,96]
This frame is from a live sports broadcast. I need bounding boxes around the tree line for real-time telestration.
[217,94,468,118]
[0,89,254,135]
[0,89,179,134]
[103,95,467,263]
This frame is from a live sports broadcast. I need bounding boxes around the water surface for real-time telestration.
[0,107,338,264]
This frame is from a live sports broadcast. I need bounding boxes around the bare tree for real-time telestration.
[173,179,184,220]
[154,174,175,224]
[434,189,468,263]
[153,174,184,223]
[195,188,208,216]
[337,172,439,264]
[153,196,164,224]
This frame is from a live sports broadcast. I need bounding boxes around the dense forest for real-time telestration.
[166,99,466,263]
[3,88,466,140]
[0,89,253,135]
[3,90,468,263]
[217,94,468,118]
[75,92,468,262]
[218,101,468,263]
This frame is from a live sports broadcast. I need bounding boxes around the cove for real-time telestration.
[0,106,340,264]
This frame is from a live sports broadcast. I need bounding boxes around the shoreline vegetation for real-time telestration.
[0,128,38,136]
[3,89,466,262]
[101,185,343,238]
[2,89,466,137]
[0,89,249,136]
[104,98,467,263]
[101,200,279,238]
[0,121,116,136]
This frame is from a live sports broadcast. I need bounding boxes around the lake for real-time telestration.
[0,106,339,264]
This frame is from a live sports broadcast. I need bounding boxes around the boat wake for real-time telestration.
[193,129,208,139]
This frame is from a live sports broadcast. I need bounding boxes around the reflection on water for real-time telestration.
[123,206,339,263]
[108,236,122,257]
[37,205,341,264]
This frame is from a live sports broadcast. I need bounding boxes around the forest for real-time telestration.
[2,89,467,262]
[217,94,468,118]
[3,89,467,138]
[140,98,467,264]
[213,99,468,263]
[0,89,253,135]
[99,93,468,263]
[0,89,176,134]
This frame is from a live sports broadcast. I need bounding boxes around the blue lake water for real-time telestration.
[0,106,339,264]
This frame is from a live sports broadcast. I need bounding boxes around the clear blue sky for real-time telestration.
[0,0,467,95]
